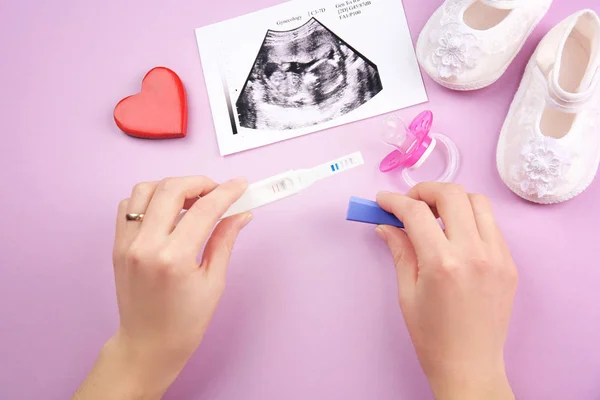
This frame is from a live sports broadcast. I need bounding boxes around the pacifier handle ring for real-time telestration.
[402,132,460,187]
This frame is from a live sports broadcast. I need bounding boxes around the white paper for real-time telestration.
[196,0,427,156]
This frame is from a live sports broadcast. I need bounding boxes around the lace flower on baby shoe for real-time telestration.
[513,137,572,198]
[430,23,481,79]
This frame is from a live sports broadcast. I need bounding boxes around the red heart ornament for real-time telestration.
[114,67,187,139]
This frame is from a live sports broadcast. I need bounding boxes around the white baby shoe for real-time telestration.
[416,0,553,91]
[497,9,600,204]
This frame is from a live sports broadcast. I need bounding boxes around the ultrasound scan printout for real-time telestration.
[196,0,427,155]
[237,18,383,130]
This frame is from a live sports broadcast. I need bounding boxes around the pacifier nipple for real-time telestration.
[379,112,434,172]
[381,115,408,150]
[378,110,460,187]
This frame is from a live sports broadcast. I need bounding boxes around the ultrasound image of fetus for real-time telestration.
[236,18,383,130]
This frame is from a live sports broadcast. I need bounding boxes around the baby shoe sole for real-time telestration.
[497,151,600,204]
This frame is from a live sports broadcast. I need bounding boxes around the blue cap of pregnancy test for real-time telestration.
[346,197,404,228]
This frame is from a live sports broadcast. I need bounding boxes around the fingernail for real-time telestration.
[375,226,386,241]
[240,212,253,228]
[232,177,247,185]
[376,191,390,199]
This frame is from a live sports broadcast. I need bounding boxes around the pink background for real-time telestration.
[1,0,599,398]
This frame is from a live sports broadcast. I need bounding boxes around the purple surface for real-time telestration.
[1,1,599,399]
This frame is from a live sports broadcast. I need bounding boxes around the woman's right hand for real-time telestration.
[376,183,518,400]
[74,176,251,400]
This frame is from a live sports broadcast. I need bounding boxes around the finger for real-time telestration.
[171,187,240,232]
[201,212,253,282]
[169,198,203,229]
[141,176,218,237]
[124,182,158,240]
[377,192,448,258]
[183,198,200,211]
[468,194,506,246]
[114,199,130,260]
[376,225,418,299]
[407,183,480,243]
[172,178,248,252]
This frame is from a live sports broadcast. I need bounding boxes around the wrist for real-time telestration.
[427,365,514,400]
[98,334,179,399]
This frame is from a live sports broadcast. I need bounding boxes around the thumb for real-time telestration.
[202,212,253,283]
[376,225,418,298]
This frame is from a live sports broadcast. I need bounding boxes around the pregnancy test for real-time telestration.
[222,151,365,218]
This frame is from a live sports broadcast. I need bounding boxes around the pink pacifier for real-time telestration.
[379,110,460,187]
